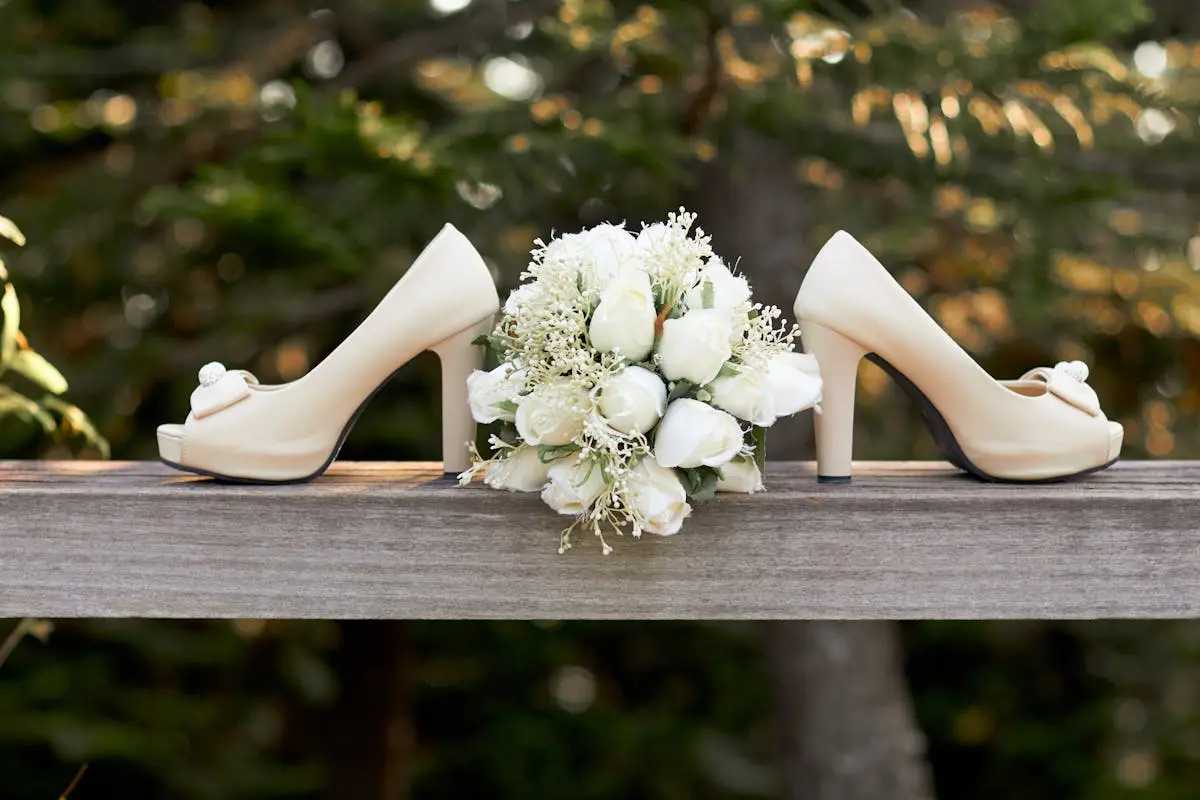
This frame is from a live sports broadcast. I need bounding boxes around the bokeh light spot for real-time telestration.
[306,40,345,79]
[550,665,596,713]
[430,0,470,14]
[1133,41,1168,79]
[482,56,542,101]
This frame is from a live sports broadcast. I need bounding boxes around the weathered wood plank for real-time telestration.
[1,460,1196,619]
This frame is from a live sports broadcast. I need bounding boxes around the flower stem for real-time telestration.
[653,295,676,338]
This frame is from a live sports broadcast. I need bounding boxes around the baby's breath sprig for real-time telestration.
[636,208,713,302]
[732,304,801,370]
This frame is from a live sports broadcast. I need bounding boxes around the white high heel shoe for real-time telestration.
[795,231,1123,483]
[157,223,500,482]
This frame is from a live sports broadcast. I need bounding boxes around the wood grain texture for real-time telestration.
[1,460,1197,619]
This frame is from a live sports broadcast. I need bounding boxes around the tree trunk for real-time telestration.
[688,130,816,460]
[326,621,414,800]
[764,622,935,800]
[689,131,934,800]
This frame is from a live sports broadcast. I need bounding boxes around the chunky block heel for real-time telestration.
[799,321,867,483]
[431,317,493,474]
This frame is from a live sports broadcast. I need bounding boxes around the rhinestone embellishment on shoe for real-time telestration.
[198,361,227,387]
[1053,360,1088,383]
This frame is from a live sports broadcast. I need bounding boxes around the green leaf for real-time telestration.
[678,466,720,502]
[0,215,26,247]
[8,349,68,394]
[0,392,33,419]
[496,422,520,447]
[41,396,111,458]
[537,443,579,464]
[0,386,55,432]
[482,333,511,370]
[1,283,18,364]
[667,379,695,402]
[676,467,697,494]
[751,425,767,475]
[694,388,712,403]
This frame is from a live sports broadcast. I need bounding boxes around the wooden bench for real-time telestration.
[1,461,1195,618]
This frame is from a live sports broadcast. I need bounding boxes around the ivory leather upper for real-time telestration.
[795,231,1121,480]
[157,223,500,481]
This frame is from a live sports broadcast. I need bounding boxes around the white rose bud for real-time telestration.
[598,365,666,435]
[541,457,609,516]
[715,457,764,493]
[683,258,751,317]
[515,379,590,446]
[635,222,670,253]
[709,367,776,426]
[768,351,824,417]
[504,282,545,316]
[484,446,551,492]
[542,233,600,294]
[579,223,637,290]
[653,398,744,469]
[656,308,733,386]
[467,362,523,424]
[628,457,691,536]
[588,269,657,362]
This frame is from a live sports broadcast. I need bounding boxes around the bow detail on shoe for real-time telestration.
[190,361,258,419]
[1020,360,1100,417]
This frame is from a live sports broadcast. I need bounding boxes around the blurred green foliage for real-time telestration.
[3,619,1200,799]
[0,217,107,455]
[3,0,1200,797]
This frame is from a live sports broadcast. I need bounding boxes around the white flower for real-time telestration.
[515,379,590,445]
[598,365,666,435]
[588,269,656,361]
[683,258,750,318]
[503,282,546,316]
[635,222,670,252]
[633,210,711,294]
[628,458,691,535]
[709,367,776,426]
[653,398,743,468]
[716,457,764,493]
[768,352,823,417]
[467,362,523,423]
[542,457,609,515]
[541,233,598,292]
[578,223,637,289]
[657,308,733,386]
[539,225,637,298]
[484,446,551,492]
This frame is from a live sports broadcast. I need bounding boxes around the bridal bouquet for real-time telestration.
[460,209,822,553]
